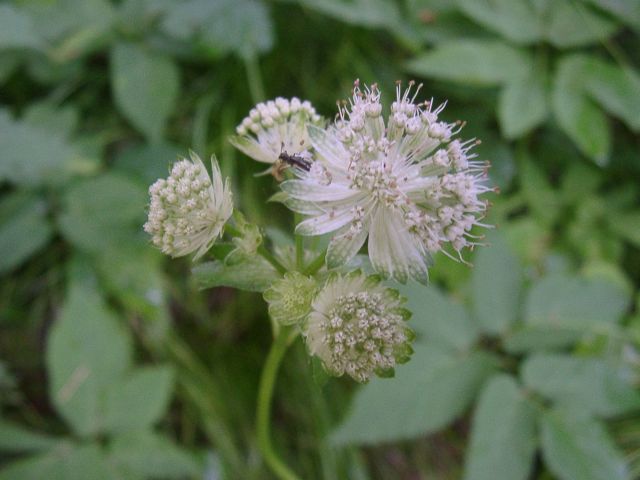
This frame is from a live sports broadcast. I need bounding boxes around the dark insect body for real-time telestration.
[278,151,312,172]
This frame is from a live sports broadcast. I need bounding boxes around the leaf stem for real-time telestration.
[256,328,301,480]
[258,244,287,276]
[294,213,304,271]
[243,51,266,104]
[303,248,327,275]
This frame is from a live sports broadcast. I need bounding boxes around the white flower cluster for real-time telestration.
[304,271,413,382]
[144,152,233,259]
[280,81,492,284]
[229,97,322,164]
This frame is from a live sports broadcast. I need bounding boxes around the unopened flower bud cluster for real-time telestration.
[144,153,232,259]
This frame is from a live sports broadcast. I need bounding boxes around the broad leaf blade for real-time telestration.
[193,256,280,292]
[463,375,537,480]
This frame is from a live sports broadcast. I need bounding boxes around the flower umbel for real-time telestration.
[282,81,493,284]
[229,97,321,164]
[144,152,233,259]
[304,271,413,382]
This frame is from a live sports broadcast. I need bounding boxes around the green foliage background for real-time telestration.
[1,0,640,479]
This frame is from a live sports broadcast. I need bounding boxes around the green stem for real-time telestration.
[243,52,266,104]
[303,248,327,276]
[225,223,287,275]
[256,328,301,480]
[258,244,287,275]
[294,213,304,271]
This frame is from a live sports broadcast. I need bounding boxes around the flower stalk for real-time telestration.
[256,327,301,480]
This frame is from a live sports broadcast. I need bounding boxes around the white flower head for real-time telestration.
[304,270,414,383]
[281,80,493,284]
[229,97,322,164]
[144,152,233,259]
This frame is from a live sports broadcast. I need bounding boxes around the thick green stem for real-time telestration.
[303,248,327,276]
[256,328,301,480]
[294,213,304,271]
[258,244,287,275]
[243,52,266,104]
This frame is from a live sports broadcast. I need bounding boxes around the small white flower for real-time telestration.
[144,152,233,259]
[263,272,318,326]
[282,80,493,284]
[304,270,413,383]
[229,97,322,164]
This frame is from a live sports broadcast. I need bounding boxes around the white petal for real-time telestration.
[284,197,325,215]
[308,124,349,169]
[296,207,355,235]
[368,207,430,284]
[281,179,356,202]
[228,135,273,163]
[326,225,369,269]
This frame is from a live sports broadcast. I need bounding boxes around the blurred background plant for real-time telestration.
[1,0,639,479]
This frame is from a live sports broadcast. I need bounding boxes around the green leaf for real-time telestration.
[540,408,629,480]
[162,0,274,58]
[111,42,180,142]
[113,141,183,185]
[471,231,523,335]
[103,366,175,434]
[193,256,280,293]
[581,0,640,30]
[0,442,113,480]
[406,40,531,86]
[331,345,496,444]
[552,55,610,165]
[297,0,402,30]
[456,0,541,44]
[525,273,629,329]
[397,282,478,351]
[0,110,78,186]
[522,354,640,417]
[498,71,548,139]
[463,375,537,480]
[0,5,43,50]
[608,212,640,248]
[58,173,148,253]
[543,2,620,48]
[108,431,202,479]
[0,192,52,274]
[46,279,133,437]
[583,61,640,131]
[23,102,78,139]
[517,150,560,227]
[0,420,59,453]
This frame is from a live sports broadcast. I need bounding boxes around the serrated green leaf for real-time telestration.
[584,62,640,131]
[0,5,43,50]
[0,442,113,480]
[498,72,548,139]
[0,420,59,453]
[193,256,280,292]
[331,345,496,445]
[111,43,179,142]
[0,110,78,186]
[463,375,537,480]
[0,191,52,274]
[162,0,273,58]
[522,353,640,417]
[552,55,611,165]
[456,0,541,44]
[525,273,629,329]
[58,173,148,253]
[544,2,619,48]
[103,366,174,434]
[471,231,523,335]
[47,279,133,437]
[397,282,478,350]
[540,408,629,480]
[113,141,183,185]
[406,40,531,86]
[108,430,202,479]
[608,212,640,248]
[581,0,640,30]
